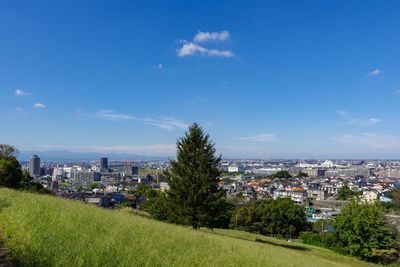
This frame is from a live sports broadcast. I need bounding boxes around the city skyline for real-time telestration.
[1,1,400,159]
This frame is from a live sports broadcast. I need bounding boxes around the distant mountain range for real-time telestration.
[17,150,170,161]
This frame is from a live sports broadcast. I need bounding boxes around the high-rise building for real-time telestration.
[125,166,138,175]
[99,157,108,171]
[124,160,138,175]
[29,155,41,177]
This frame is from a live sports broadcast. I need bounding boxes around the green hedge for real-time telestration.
[299,232,344,253]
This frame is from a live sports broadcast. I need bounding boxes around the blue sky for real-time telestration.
[1,0,400,159]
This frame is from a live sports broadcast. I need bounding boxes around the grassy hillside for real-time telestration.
[0,188,375,267]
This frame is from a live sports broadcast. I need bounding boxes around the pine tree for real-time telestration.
[165,123,231,229]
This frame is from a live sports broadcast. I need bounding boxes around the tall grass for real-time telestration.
[0,188,375,267]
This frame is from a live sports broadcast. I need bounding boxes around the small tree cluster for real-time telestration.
[333,199,399,262]
[233,198,311,238]
[337,185,361,200]
[301,199,399,263]
[268,171,292,179]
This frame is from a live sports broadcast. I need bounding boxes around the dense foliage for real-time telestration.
[386,188,400,211]
[337,185,361,200]
[233,198,311,238]
[300,232,338,249]
[131,183,159,198]
[0,144,50,193]
[268,171,292,179]
[301,199,399,263]
[334,199,398,262]
[0,145,23,188]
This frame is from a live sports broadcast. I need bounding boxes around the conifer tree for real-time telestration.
[165,123,231,229]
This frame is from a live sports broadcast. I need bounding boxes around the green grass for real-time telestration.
[0,188,376,267]
[138,168,160,175]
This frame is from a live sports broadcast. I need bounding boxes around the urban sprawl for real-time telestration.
[25,155,400,224]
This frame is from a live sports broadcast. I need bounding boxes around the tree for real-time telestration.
[296,172,308,178]
[333,198,398,261]
[338,185,360,200]
[90,182,99,190]
[143,193,172,221]
[0,144,18,158]
[0,144,23,188]
[233,198,310,238]
[133,184,158,198]
[165,123,232,229]
[19,172,35,189]
[269,171,292,179]
[387,189,400,210]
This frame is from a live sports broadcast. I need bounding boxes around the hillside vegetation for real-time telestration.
[0,188,375,267]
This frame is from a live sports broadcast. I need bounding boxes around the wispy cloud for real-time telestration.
[153,63,163,69]
[96,110,188,130]
[395,89,400,95]
[194,30,230,42]
[176,30,234,58]
[236,134,276,142]
[15,107,24,112]
[14,89,30,95]
[336,133,400,149]
[366,69,382,76]
[177,41,234,58]
[337,110,382,126]
[33,103,46,108]
[33,144,177,157]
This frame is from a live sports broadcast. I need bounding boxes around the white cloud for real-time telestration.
[33,103,46,108]
[366,69,382,76]
[15,107,24,111]
[153,64,163,69]
[347,118,382,126]
[236,134,276,142]
[176,30,233,58]
[194,30,230,42]
[338,110,382,126]
[177,41,234,58]
[96,110,188,130]
[366,118,382,125]
[336,133,400,149]
[207,49,234,57]
[14,89,30,95]
[395,90,400,95]
[177,41,207,57]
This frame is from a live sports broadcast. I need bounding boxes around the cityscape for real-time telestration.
[24,154,400,221]
[1,0,400,266]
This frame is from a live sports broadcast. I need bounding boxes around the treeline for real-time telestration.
[136,185,310,238]
[0,144,53,194]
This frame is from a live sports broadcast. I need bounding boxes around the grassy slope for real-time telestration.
[0,188,375,267]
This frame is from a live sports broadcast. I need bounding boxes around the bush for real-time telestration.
[300,232,336,249]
